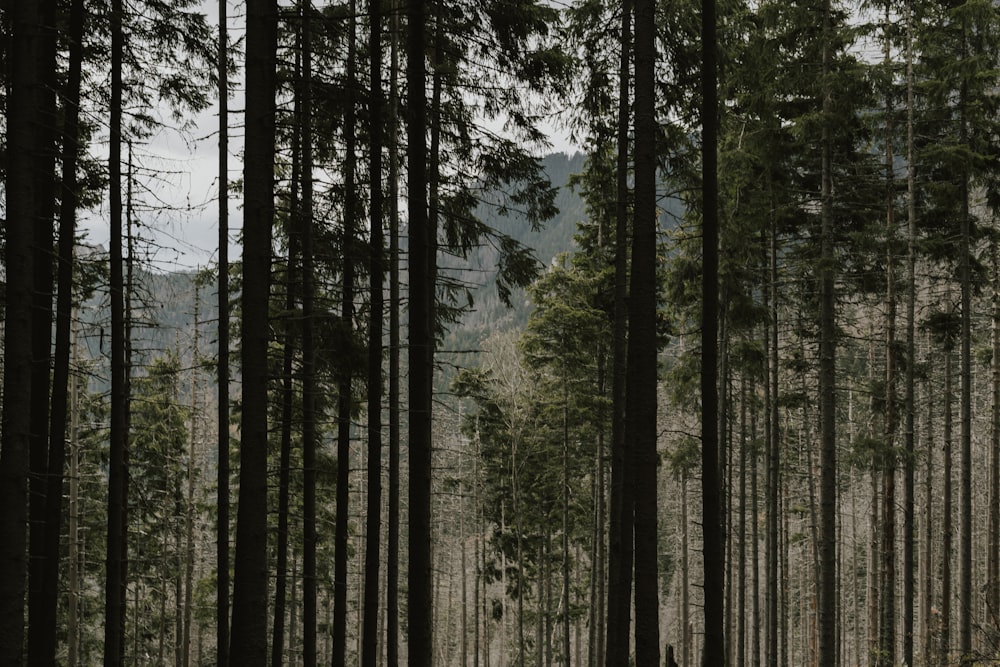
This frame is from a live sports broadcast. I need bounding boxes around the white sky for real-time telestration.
[78,0,578,272]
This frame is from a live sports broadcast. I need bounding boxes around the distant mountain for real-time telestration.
[76,152,593,398]
[436,151,589,386]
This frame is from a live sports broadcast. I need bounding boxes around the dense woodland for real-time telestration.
[6,0,1000,665]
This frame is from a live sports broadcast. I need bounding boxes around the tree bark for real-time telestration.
[942,337,954,666]
[818,1,838,664]
[362,0,385,660]
[104,1,128,662]
[230,0,276,661]
[271,29,302,667]
[700,0,724,660]
[216,0,232,662]
[27,0,57,660]
[39,0,85,660]
[903,3,917,664]
[387,1,402,661]
[301,3,318,663]
[0,0,42,662]
[407,0,434,660]
[958,22,973,665]
[334,5,359,664]
[631,0,660,657]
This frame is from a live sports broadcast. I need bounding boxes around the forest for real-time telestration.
[3,0,1000,665]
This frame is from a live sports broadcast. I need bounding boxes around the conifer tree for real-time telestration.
[230,0,276,661]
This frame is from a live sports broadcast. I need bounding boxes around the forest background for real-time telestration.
[3,0,1000,666]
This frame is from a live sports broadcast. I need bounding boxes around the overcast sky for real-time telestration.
[78,0,578,273]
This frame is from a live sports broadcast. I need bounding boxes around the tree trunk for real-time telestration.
[903,3,917,664]
[40,0,85,660]
[631,0,661,658]
[879,18,897,662]
[991,244,1000,628]
[606,0,633,662]
[0,0,42,662]
[700,0,723,659]
[562,383,571,666]
[68,326,81,667]
[301,3,318,663]
[817,0,838,663]
[362,0,385,659]
[26,0,57,661]
[387,1,402,662]
[958,23,973,665]
[183,295,201,667]
[271,31,301,667]
[942,340,954,666]
[334,4,359,664]
[216,0,232,662]
[104,1,128,662]
[230,0,276,661]
[407,0,434,658]
[766,202,780,667]
[739,376,748,667]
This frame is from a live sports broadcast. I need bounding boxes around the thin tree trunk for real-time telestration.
[387,1,401,662]
[766,197,780,667]
[818,0,838,662]
[362,0,385,659]
[301,3,318,663]
[271,34,301,665]
[739,375,748,667]
[991,244,1000,627]
[700,0,723,657]
[68,324,81,667]
[879,18,897,661]
[562,382,571,666]
[942,340,954,666]
[334,5,359,664]
[40,0,85,659]
[606,0,633,661]
[216,0,232,662]
[903,3,917,663]
[681,476,690,667]
[104,1,128,661]
[183,295,201,667]
[958,23,973,664]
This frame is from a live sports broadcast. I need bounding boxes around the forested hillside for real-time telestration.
[7,0,1000,666]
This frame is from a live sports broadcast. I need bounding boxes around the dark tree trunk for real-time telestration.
[818,1,838,664]
[700,0,724,660]
[334,5,358,665]
[958,28,973,666]
[361,0,385,661]
[27,0,57,661]
[230,0,276,661]
[407,0,434,659]
[0,1,42,662]
[605,0,633,662]
[104,1,128,662]
[766,207,780,667]
[271,30,302,667]
[39,0,84,661]
[387,1,402,662]
[631,0,660,658]
[301,4,318,664]
[879,23,897,662]
[902,3,916,664]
